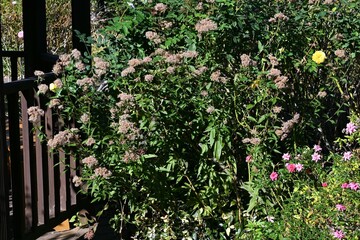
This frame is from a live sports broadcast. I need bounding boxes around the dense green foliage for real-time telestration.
[31,0,360,239]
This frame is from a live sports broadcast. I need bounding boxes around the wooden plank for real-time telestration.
[21,89,36,232]
[45,108,56,219]
[0,16,11,239]
[0,64,10,240]
[7,92,26,238]
[0,51,25,58]
[70,155,77,206]
[36,128,45,225]
[37,226,91,240]
[2,73,56,95]
[59,151,67,212]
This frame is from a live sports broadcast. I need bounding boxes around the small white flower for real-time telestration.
[127,2,135,8]
[266,216,275,222]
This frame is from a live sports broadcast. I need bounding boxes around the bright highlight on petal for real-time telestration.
[49,83,57,92]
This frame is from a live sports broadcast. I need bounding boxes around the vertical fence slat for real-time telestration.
[45,108,55,219]
[35,127,45,225]
[70,155,77,206]
[59,151,67,212]
[21,90,36,231]
[10,56,17,81]
[54,152,61,216]
[7,93,26,238]
[40,102,50,223]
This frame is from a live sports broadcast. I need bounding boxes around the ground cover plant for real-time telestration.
[30,0,360,239]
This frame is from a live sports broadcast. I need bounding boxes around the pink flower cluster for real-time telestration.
[332,230,345,239]
[310,144,323,162]
[345,122,357,135]
[342,151,352,161]
[94,167,112,179]
[341,182,359,191]
[285,163,303,173]
[270,171,278,181]
[27,106,44,124]
[195,18,218,34]
[282,153,291,161]
[311,152,322,162]
[335,204,346,211]
[313,144,322,152]
[82,156,98,168]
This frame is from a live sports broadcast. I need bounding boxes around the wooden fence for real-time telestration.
[0,0,92,239]
[0,52,86,240]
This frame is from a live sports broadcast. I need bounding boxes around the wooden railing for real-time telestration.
[0,51,84,240]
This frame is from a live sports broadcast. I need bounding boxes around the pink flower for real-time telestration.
[341,183,348,189]
[282,153,291,161]
[322,182,328,187]
[17,31,24,39]
[345,122,357,135]
[84,229,94,239]
[245,155,252,163]
[295,163,303,172]
[286,163,296,173]
[336,204,346,211]
[348,182,359,191]
[270,172,278,181]
[313,144,322,152]
[332,230,345,239]
[311,152,322,162]
[342,151,352,161]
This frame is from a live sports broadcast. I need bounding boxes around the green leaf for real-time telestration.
[69,215,77,223]
[143,154,157,159]
[200,143,208,155]
[258,114,268,124]
[210,128,216,147]
[214,136,223,160]
[258,41,264,53]
[247,115,257,123]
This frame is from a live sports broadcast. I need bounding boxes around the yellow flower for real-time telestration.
[312,51,326,64]
[49,83,57,92]
[250,79,260,88]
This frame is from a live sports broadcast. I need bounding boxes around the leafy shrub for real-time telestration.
[30,0,360,239]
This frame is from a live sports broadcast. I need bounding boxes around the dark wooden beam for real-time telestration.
[0,11,11,240]
[71,0,91,55]
[22,0,48,77]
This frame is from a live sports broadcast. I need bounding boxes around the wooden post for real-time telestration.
[7,55,26,238]
[22,0,48,76]
[0,11,10,239]
[71,0,91,55]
